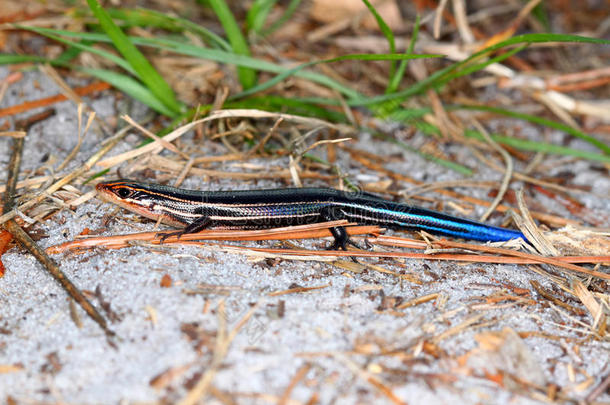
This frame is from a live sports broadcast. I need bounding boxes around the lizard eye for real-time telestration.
[116,187,133,199]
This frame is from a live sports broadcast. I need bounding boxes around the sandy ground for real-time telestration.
[1,68,609,404]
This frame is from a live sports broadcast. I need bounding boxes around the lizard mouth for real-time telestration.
[95,180,184,228]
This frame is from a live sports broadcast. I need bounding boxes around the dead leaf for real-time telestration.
[465,327,547,388]
[310,0,403,31]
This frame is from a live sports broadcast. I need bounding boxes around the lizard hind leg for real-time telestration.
[319,206,364,251]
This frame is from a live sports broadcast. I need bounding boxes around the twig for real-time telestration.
[2,140,22,215]
[2,137,113,339]
[246,117,283,156]
[529,280,585,316]
[396,293,440,310]
[178,300,261,405]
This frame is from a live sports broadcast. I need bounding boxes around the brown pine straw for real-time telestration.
[0,81,111,118]
[46,221,377,253]
[278,363,311,405]
[209,244,609,280]
[47,223,609,280]
[269,284,330,297]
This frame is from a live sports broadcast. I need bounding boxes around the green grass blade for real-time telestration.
[456,104,610,155]
[85,0,182,114]
[433,44,527,90]
[247,0,277,34]
[531,2,550,31]
[147,36,360,97]
[19,24,137,75]
[207,0,257,89]
[386,15,420,94]
[353,33,610,108]
[231,53,442,100]
[19,27,365,99]
[54,42,85,65]
[0,54,51,65]
[107,7,231,51]
[262,0,302,37]
[388,108,610,163]
[0,53,176,117]
[361,0,395,79]
[105,7,188,30]
[464,129,610,163]
[79,67,178,117]
[386,107,429,121]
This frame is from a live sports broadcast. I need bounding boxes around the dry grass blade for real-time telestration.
[433,314,486,343]
[0,177,55,195]
[97,109,348,170]
[0,72,22,105]
[529,280,586,316]
[96,115,210,168]
[246,117,283,157]
[586,371,610,403]
[570,279,606,335]
[0,123,130,227]
[207,109,347,131]
[56,104,96,172]
[148,155,336,181]
[121,114,190,160]
[472,119,513,222]
[513,188,560,256]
